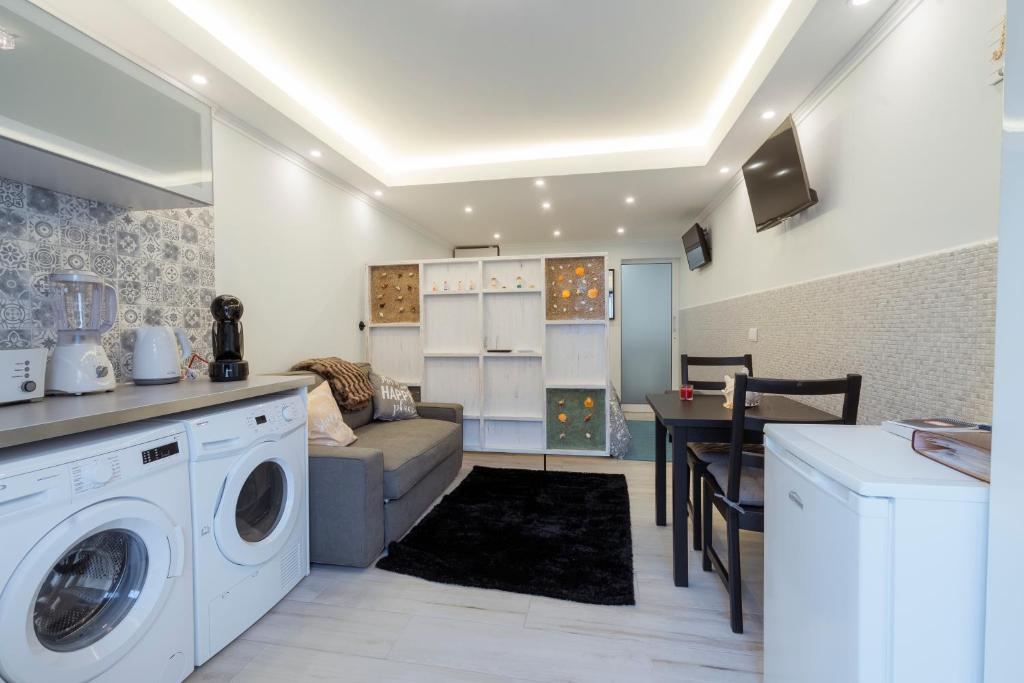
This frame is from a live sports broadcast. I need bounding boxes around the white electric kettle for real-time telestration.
[132,326,191,385]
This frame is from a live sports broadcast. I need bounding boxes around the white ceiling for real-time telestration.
[34,0,896,245]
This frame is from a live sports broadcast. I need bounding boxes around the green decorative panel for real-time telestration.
[546,388,606,451]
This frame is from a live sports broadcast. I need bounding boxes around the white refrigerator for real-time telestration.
[763,425,989,683]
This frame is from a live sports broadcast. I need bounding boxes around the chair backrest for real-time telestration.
[681,354,753,391]
[725,373,862,505]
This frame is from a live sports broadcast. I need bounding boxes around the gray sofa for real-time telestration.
[290,365,463,567]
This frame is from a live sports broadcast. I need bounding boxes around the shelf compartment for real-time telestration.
[482,258,543,292]
[368,326,422,384]
[424,261,481,294]
[423,294,481,354]
[423,356,481,415]
[545,324,607,386]
[483,291,542,352]
[483,419,544,452]
[484,355,543,419]
[423,290,479,297]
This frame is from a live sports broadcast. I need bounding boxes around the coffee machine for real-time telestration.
[209,294,249,382]
[45,271,117,394]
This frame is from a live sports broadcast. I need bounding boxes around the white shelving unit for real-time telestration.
[366,253,609,455]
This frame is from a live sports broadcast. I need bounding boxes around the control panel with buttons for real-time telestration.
[0,348,46,404]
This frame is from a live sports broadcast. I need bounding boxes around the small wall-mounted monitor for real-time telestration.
[683,223,711,271]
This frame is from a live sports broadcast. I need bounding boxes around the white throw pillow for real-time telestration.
[307,381,358,446]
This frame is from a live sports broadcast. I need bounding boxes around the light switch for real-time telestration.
[748,327,758,342]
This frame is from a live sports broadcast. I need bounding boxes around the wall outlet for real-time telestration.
[748,327,759,342]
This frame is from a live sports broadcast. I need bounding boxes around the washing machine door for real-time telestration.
[0,498,186,683]
[213,440,301,566]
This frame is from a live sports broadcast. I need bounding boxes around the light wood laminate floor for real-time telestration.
[187,453,765,683]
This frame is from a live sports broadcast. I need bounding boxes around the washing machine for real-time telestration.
[0,422,194,683]
[157,391,309,664]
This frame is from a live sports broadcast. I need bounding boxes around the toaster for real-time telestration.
[0,348,47,404]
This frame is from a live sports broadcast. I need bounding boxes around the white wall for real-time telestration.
[502,239,682,400]
[213,119,449,373]
[985,1,1022,678]
[681,0,1003,309]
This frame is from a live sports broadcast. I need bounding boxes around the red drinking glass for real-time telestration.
[680,384,694,400]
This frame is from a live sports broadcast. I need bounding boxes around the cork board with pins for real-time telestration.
[545,256,606,320]
[546,388,606,451]
[370,264,420,323]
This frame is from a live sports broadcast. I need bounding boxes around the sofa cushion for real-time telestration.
[280,365,376,430]
[353,418,462,499]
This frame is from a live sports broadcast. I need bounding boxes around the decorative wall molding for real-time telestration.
[695,0,927,225]
[792,0,926,124]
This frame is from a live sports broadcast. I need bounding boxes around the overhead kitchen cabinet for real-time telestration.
[0,0,212,208]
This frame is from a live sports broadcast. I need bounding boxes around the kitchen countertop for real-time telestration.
[0,375,315,450]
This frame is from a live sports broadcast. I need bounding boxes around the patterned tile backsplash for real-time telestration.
[679,241,997,425]
[0,175,215,381]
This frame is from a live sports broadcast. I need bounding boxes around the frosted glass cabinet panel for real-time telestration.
[0,0,213,207]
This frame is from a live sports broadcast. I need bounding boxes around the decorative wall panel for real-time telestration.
[370,264,420,323]
[546,388,606,450]
[679,241,996,425]
[545,256,605,320]
[0,175,215,381]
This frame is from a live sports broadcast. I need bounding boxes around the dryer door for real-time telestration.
[213,440,302,566]
[0,499,185,683]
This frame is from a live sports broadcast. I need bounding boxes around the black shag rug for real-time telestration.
[376,466,635,605]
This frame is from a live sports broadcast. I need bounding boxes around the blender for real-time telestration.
[45,271,118,394]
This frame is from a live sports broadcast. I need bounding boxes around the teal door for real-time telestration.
[620,263,672,404]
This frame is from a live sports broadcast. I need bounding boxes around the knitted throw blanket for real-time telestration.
[291,357,373,411]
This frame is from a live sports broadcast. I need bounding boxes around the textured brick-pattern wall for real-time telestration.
[0,175,215,381]
[679,242,997,425]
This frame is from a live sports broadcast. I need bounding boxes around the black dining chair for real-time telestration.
[680,354,757,551]
[702,373,862,634]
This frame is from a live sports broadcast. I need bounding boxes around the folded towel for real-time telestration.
[290,357,374,411]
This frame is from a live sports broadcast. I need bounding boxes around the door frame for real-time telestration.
[618,258,679,412]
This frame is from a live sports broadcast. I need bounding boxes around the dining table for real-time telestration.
[646,391,841,587]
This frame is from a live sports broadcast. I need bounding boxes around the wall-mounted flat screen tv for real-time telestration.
[682,223,711,270]
[742,115,818,231]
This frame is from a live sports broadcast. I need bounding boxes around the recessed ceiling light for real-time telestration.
[848,0,872,6]
[493,233,501,240]
[534,179,546,187]
[190,73,208,86]
[553,229,561,237]
[464,206,473,214]
[719,167,730,174]
[625,196,635,205]
[373,189,383,197]
[761,110,776,120]
[0,27,19,51]
[616,226,626,234]
[310,149,322,158]
[541,201,551,210]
